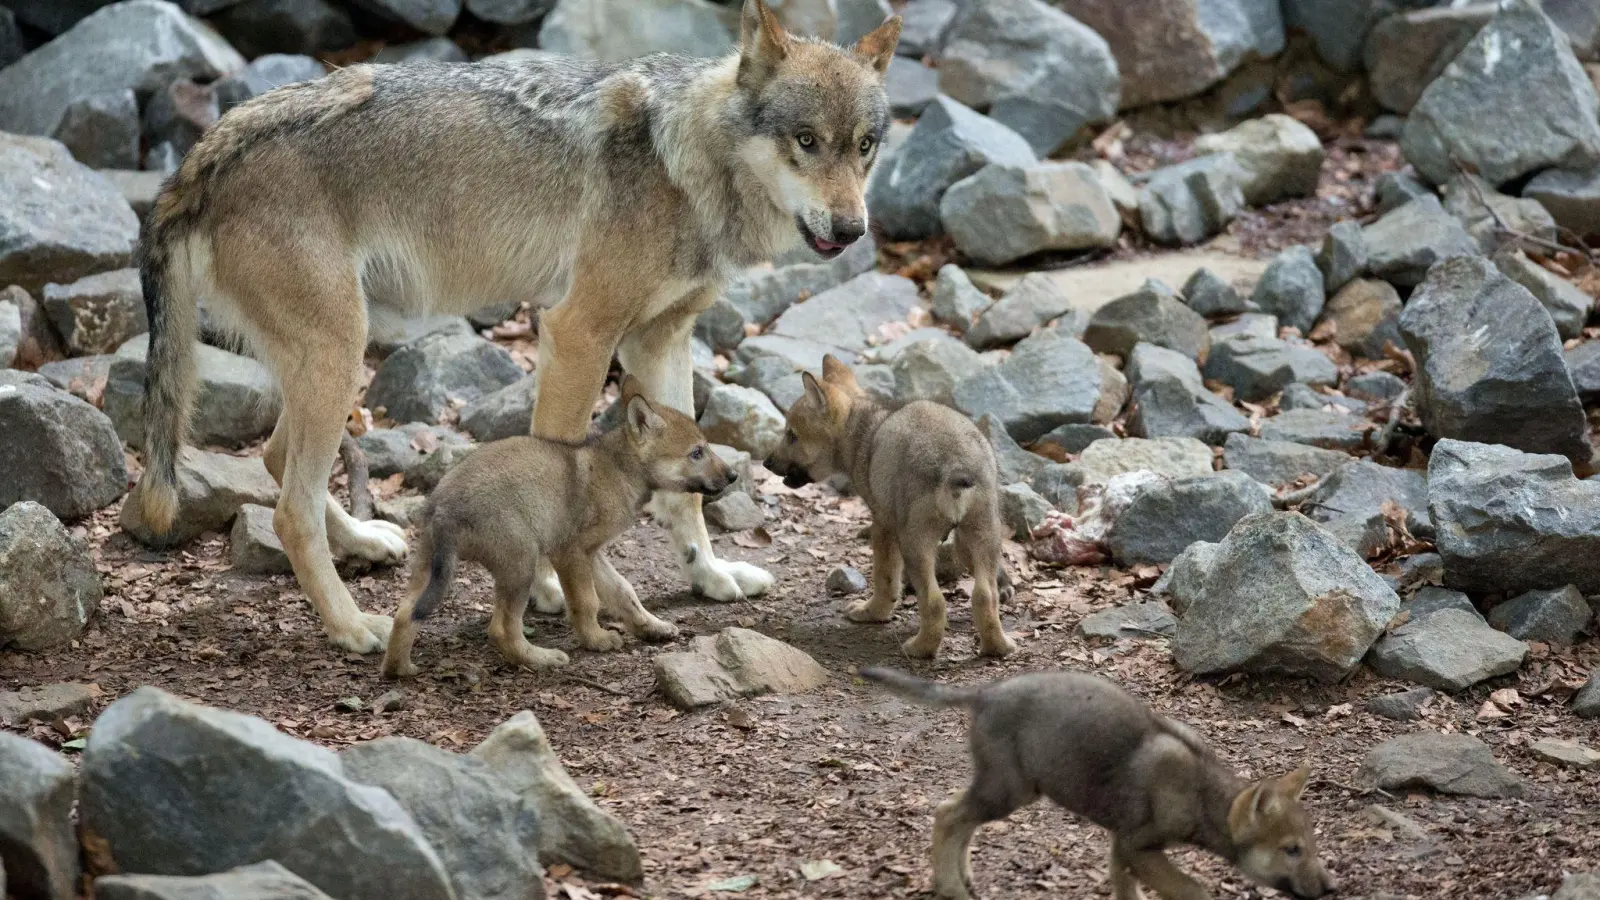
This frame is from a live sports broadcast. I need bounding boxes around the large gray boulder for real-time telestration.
[1401,0,1600,186]
[936,0,1120,155]
[867,96,1036,240]
[1055,0,1282,108]
[769,272,919,355]
[1138,154,1248,246]
[366,331,525,425]
[0,0,245,137]
[342,737,545,900]
[0,502,103,651]
[1361,196,1480,288]
[1365,3,1496,114]
[538,0,732,61]
[105,337,281,449]
[1107,471,1273,566]
[1082,280,1209,361]
[1201,333,1336,403]
[0,134,139,295]
[953,328,1122,442]
[0,373,128,519]
[0,731,79,900]
[1193,114,1322,205]
[939,162,1119,266]
[1400,256,1591,464]
[94,863,336,900]
[1172,512,1400,683]
[80,687,455,900]
[120,448,279,547]
[1125,342,1249,445]
[1304,460,1431,557]
[1428,439,1600,595]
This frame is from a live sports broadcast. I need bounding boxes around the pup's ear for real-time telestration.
[738,0,790,89]
[1228,783,1270,837]
[801,370,829,412]
[852,15,902,76]
[626,394,664,438]
[820,354,859,391]
[1281,765,1311,800]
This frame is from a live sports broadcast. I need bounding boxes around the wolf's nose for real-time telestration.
[831,217,866,245]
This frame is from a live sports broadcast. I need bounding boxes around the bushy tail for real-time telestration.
[410,525,456,621]
[858,667,980,708]
[130,220,199,534]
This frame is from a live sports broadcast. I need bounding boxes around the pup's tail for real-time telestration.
[935,467,980,522]
[128,199,200,535]
[859,667,980,708]
[409,524,456,621]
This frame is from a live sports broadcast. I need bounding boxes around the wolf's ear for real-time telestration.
[619,374,644,404]
[739,0,790,89]
[801,370,828,412]
[820,354,859,390]
[1282,765,1311,800]
[852,15,902,76]
[626,394,664,438]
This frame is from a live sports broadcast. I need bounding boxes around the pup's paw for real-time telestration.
[339,519,409,565]
[578,627,626,652]
[844,598,894,623]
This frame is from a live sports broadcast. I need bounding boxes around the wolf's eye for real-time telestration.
[797,132,815,150]
[859,136,874,155]
[1283,844,1302,859]
[689,446,705,461]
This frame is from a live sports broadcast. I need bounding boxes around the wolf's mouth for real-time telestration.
[796,217,849,259]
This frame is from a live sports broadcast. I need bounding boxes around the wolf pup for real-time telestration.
[860,667,1337,900]
[766,356,1015,658]
[125,0,900,655]
[382,378,732,679]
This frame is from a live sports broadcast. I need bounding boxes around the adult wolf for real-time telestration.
[126,0,902,653]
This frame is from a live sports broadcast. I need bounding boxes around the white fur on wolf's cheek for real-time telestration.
[738,138,829,233]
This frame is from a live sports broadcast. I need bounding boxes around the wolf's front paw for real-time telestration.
[338,519,409,564]
[328,616,389,654]
[631,615,680,642]
[577,627,626,652]
[692,558,774,602]
[845,598,894,623]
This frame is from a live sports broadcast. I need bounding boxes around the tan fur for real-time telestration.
[860,668,1337,900]
[382,378,731,678]
[124,1,901,654]
[767,355,1015,659]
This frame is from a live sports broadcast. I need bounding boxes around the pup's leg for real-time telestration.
[592,553,678,641]
[901,525,949,659]
[553,548,625,651]
[846,522,901,623]
[380,534,433,680]
[1126,850,1211,900]
[618,298,774,602]
[487,561,571,671]
[264,418,408,569]
[933,736,1036,898]
[931,793,981,900]
[958,515,1017,657]
[1108,838,1145,900]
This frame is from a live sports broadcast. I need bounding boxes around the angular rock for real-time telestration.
[1576,671,1600,718]
[654,628,828,709]
[1056,0,1283,108]
[457,374,536,443]
[930,264,990,333]
[1202,333,1337,402]
[403,442,477,493]
[1156,538,1218,615]
[465,0,556,24]
[1222,433,1351,485]
[1365,687,1435,722]
[142,77,219,161]
[1029,462,1082,511]
[1358,733,1522,798]
[472,711,641,883]
[885,56,938,118]
[1347,371,1407,405]
[1320,278,1403,359]
[1173,512,1400,682]
[0,501,102,654]
[1076,436,1214,486]
[0,7,21,68]
[936,0,1120,155]
[1365,3,1496,114]
[1410,586,1480,622]
[1304,460,1430,556]
[1035,422,1116,456]
[0,375,127,518]
[210,0,356,58]
[965,272,1077,349]
[1280,383,1363,414]
[1092,159,1141,227]
[999,482,1054,540]
[341,737,544,900]
[1400,256,1591,463]
[94,862,336,900]
[1569,341,1600,404]
[52,89,140,170]
[1362,196,1479,288]
[1083,280,1208,361]
[228,504,290,575]
[1428,439,1600,595]
[1376,171,1433,215]
[826,566,869,595]
[357,423,471,480]
[0,134,139,295]
[892,337,986,405]
[373,37,467,64]
[705,492,765,532]
[1078,601,1177,640]
[214,54,328,111]
[1443,173,1559,255]
[105,338,281,449]
[1125,342,1249,445]
[1138,154,1247,246]
[952,328,1115,441]
[1529,739,1600,771]
[1250,245,1325,335]
[1258,408,1368,453]
[1493,249,1593,341]
[1181,267,1250,318]
[1487,585,1591,646]
[941,161,1119,266]
[867,96,1037,240]
[1402,0,1600,186]
[770,272,919,355]
[1368,608,1527,691]
[835,0,894,45]
[120,448,279,548]
[1524,165,1600,236]
[0,682,97,727]
[1315,220,1368,294]
[366,332,525,425]
[0,295,18,368]
[42,268,146,357]
[1195,114,1323,206]
[698,385,785,458]
[357,0,460,35]
[1108,471,1273,566]
[540,0,732,61]
[0,730,79,900]
[82,688,455,899]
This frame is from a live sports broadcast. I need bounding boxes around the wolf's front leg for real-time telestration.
[647,491,775,601]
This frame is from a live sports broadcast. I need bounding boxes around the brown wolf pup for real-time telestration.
[860,667,1338,900]
[381,377,732,679]
[125,0,901,655]
[766,356,1015,659]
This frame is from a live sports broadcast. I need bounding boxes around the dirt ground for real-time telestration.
[5,130,1600,900]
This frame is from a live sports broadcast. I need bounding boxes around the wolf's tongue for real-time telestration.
[814,236,844,251]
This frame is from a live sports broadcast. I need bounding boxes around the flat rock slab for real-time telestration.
[0,682,97,726]
[1359,733,1522,798]
[94,862,335,900]
[1366,609,1527,692]
[1222,433,1350,486]
[654,628,828,710]
[1077,601,1177,640]
[1528,739,1600,771]
[967,251,1267,317]
[1365,688,1436,722]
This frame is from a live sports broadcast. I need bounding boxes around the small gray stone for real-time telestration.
[1209,312,1278,342]
[0,134,139,295]
[1259,408,1369,453]
[1320,278,1403,360]
[1524,165,1600,236]
[402,442,478,493]
[1304,460,1431,556]
[0,296,18,368]
[42,267,146,356]
[1107,471,1273,566]
[1137,154,1248,246]
[1250,245,1325,335]
[1222,433,1351,486]
[366,332,525,425]
[885,56,938,117]
[367,315,472,356]
[965,272,1077,349]
[1493,249,1593,341]
[705,492,765,532]
[120,449,279,548]
[1358,732,1523,798]
[1202,333,1337,402]
[1125,342,1249,445]
[1487,585,1591,646]
[1181,267,1250,317]
[1279,383,1364,414]
[1082,280,1209,361]
[210,0,356,59]
[930,264,991,333]
[1368,608,1528,691]
[1365,687,1435,722]
[1569,341,1600,404]
[653,628,829,710]
[699,385,785,458]
[1376,171,1433,215]
[952,328,1116,442]
[1077,601,1177,641]
[1363,195,1480,289]
[1315,220,1368,293]
[458,374,536,443]
[105,338,281,449]
[0,375,128,519]
[357,424,470,480]
[1409,586,1480,622]
[999,482,1054,540]
[827,566,869,595]
[0,730,79,900]
[465,0,555,24]
[1034,423,1116,456]
[1529,739,1600,771]
[229,504,290,575]
[0,682,98,727]
[941,161,1120,266]
[1347,371,1407,404]
[52,89,140,169]
[94,862,335,900]
[0,502,103,652]
[770,272,919,355]
[1575,670,1600,718]
[1443,173,1559,255]
[896,0,958,57]
[1194,114,1324,206]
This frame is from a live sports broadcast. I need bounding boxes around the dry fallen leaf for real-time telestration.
[732,528,773,549]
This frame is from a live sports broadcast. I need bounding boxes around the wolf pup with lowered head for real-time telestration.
[382,377,732,679]
[860,667,1337,900]
[767,356,1015,658]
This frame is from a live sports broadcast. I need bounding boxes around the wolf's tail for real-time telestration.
[409,524,456,621]
[935,467,981,523]
[859,667,980,708]
[129,206,200,534]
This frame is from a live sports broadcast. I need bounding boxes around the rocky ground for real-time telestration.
[6,0,1600,899]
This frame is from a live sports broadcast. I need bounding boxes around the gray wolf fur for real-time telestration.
[382,377,732,679]
[124,0,902,654]
[860,667,1337,900]
[766,356,1015,659]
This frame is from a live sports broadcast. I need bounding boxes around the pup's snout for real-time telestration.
[830,216,866,245]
